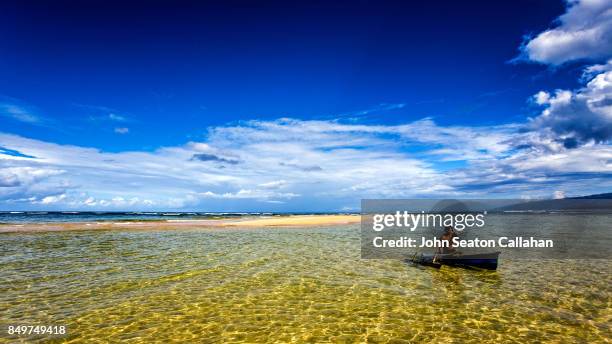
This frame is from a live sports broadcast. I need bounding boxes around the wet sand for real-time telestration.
[0,214,360,233]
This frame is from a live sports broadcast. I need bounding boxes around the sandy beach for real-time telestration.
[0,214,360,233]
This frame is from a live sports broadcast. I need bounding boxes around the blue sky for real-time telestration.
[0,0,611,211]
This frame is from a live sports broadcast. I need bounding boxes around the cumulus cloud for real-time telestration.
[521,0,612,65]
[514,0,612,154]
[0,164,68,206]
[38,194,66,205]
[0,166,64,188]
[528,60,612,146]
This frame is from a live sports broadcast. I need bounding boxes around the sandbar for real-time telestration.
[0,215,360,233]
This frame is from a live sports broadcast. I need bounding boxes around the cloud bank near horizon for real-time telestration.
[1,112,610,210]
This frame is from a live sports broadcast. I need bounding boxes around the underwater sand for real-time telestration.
[0,225,610,343]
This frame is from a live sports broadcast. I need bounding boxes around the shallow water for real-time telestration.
[0,225,610,343]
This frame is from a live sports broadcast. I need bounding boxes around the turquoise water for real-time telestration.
[0,225,610,343]
[0,211,284,223]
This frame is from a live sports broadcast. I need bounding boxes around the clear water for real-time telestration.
[0,211,282,223]
[0,225,610,343]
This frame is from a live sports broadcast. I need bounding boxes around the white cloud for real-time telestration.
[83,197,96,206]
[187,142,212,152]
[521,0,612,65]
[258,180,287,189]
[494,144,611,175]
[529,60,612,146]
[114,127,129,134]
[0,165,68,206]
[70,196,155,208]
[0,113,610,210]
[0,104,40,124]
[39,194,66,204]
[0,166,64,187]
[108,113,126,121]
[553,190,566,199]
[199,189,299,200]
[259,179,287,189]
[513,0,612,154]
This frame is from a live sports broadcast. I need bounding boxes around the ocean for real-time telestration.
[0,211,311,223]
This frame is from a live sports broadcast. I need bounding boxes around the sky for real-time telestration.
[0,0,611,211]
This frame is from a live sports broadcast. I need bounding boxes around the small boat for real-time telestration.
[407,251,501,270]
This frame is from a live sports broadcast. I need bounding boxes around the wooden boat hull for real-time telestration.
[408,251,500,270]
